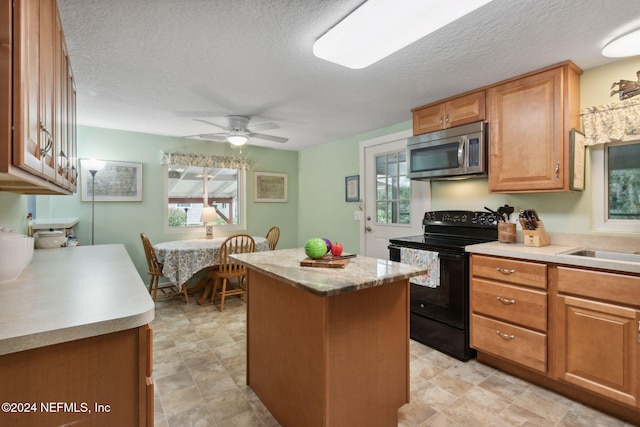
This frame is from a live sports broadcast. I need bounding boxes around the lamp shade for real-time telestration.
[84,159,106,172]
[200,207,218,223]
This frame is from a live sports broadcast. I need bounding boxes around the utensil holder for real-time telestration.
[519,219,550,247]
[498,222,516,243]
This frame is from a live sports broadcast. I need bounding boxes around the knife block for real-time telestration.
[519,219,550,247]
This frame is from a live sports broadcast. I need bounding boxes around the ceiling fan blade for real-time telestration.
[193,118,227,130]
[249,132,288,143]
[248,122,279,132]
[198,133,228,142]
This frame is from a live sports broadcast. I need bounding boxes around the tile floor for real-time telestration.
[152,296,637,427]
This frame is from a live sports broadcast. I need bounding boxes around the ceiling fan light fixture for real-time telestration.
[312,0,494,69]
[227,134,249,146]
[602,28,640,57]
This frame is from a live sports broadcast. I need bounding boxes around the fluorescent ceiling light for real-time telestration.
[313,0,494,69]
[602,29,640,57]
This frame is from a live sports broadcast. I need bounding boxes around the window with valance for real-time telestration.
[582,99,640,229]
[161,151,250,230]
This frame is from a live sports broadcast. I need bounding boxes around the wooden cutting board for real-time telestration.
[300,256,351,268]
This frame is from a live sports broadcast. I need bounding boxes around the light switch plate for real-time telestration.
[354,211,362,220]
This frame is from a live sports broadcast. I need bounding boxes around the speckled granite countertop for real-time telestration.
[466,238,640,274]
[233,248,429,297]
[0,244,155,356]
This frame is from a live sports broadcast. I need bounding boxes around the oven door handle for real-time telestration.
[389,246,465,261]
[436,252,464,261]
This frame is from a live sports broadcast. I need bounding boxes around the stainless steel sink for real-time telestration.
[559,249,640,263]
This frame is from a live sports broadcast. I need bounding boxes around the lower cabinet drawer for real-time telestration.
[471,278,547,331]
[471,314,547,373]
[472,255,547,289]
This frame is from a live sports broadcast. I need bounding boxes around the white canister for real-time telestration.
[35,230,67,249]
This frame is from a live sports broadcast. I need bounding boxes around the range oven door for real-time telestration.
[409,251,467,329]
[389,245,468,329]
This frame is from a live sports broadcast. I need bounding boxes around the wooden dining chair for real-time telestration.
[140,233,188,303]
[209,234,255,311]
[265,226,280,250]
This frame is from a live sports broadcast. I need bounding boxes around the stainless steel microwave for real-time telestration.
[407,121,487,180]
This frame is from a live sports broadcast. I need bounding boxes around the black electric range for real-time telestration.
[388,210,498,361]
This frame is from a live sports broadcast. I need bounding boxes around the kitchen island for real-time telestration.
[233,248,429,427]
[0,244,155,427]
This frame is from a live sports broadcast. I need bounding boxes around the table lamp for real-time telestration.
[200,206,218,239]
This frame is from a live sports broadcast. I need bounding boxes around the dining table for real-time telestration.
[153,236,270,304]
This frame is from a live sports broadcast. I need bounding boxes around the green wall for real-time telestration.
[297,121,412,252]
[35,126,299,281]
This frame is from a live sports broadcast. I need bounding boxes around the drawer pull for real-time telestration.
[496,267,516,274]
[496,296,515,305]
[496,330,515,340]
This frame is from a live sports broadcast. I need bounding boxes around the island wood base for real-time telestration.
[246,269,410,427]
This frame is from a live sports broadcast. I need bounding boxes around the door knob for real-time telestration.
[365,226,372,232]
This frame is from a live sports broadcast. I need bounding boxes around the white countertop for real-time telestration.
[32,217,79,229]
[0,244,154,355]
[466,240,640,274]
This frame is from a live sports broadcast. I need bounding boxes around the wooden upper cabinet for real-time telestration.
[487,62,582,193]
[11,0,42,174]
[412,91,485,135]
[1,0,76,194]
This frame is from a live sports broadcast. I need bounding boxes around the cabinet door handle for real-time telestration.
[555,161,560,178]
[439,117,444,128]
[39,121,53,158]
[496,296,516,305]
[496,267,516,274]
[496,330,515,340]
[445,113,450,124]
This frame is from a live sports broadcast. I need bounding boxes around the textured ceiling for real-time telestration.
[56,0,640,151]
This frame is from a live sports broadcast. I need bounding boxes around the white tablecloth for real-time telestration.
[154,236,269,288]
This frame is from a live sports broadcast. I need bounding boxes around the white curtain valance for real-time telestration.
[581,99,640,146]
[161,151,250,170]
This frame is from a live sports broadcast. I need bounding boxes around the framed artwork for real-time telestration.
[345,175,360,202]
[254,172,288,202]
[570,129,585,191]
[80,159,143,202]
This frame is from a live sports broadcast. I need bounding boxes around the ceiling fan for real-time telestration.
[192,115,288,146]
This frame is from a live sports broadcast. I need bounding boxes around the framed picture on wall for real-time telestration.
[80,159,143,202]
[254,172,288,202]
[345,175,360,202]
